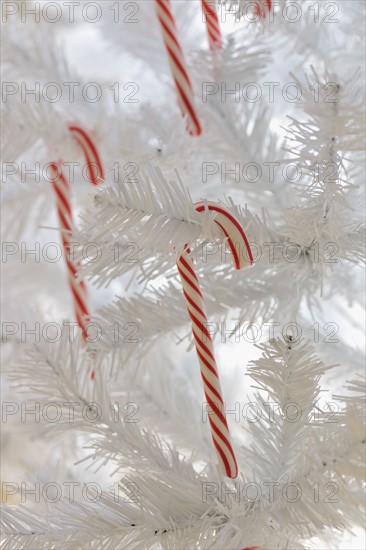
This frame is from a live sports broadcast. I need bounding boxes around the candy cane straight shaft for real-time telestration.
[155,0,202,136]
[50,162,90,340]
[177,202,253,478]
[177,249,238,477]
[257,0,272,17]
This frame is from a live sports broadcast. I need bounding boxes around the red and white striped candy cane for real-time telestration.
[177,201,253,478]
[50,162,90,339]
[155,0,202,136]
[201,0,223,51]
[50,126,104,352]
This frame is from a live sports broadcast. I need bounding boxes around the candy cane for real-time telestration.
[177,201,253,478]
[50,126,104,360]
[69,125,104,185]
[256,0,272,18]
[50,162,90,340]
[201,0,223,51]
[155,0,202,136]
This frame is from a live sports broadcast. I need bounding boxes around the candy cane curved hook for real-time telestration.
[177,201,253,478]
[68,125,104,185]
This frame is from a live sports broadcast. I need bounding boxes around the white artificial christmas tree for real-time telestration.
[1,1,365,549]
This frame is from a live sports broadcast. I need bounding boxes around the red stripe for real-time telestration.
[70,282,89,316]
[68,274,89,309]
[209,422,233,460]
[53,174,71,199]
[53,185,71,216]
[183,288,206,319]
[53,184,72,219]
[202,0,222,50]
[155,0,201,135]
[208,31,221,46]
[51,163,71,191]
[208,415,237,472]
[58,171,71,190]
[164,40,193,94]
[215,220,241,269]
[202,0,220,22]
[201,371,225,407]
[73,135,99,185]
[194,340,218,382]
[51,164,91,336]
[177,267,202,300]
[177,263,203,299]
[79,129,104,180]
[207,26,219,46]
[157,15,185,59]
[211,435,232,477]
[179,255,202,286]
[71,286,89,318]
[174,78,202,136]
[54,198,71,226]
[207,21,220,39]
[69,126,104,182]
[57,212,72,236]
[206,402,236,462]
[194,339,219,377]
[65,259,78,278]
[195,203,254,265]
[190,314,216,358]
[51,164,71,193]
[76,312,86,330]
[156,0,176,27]
[204,393,228,430]
[54,204,71,230]
[54,196,72,225]
[73,135,97,184]
[71,288,89,326]
[208,413,234,463]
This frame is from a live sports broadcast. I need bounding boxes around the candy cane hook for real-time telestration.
[177,201,253,478]
[155,0,202,136]
[69,125,104,185]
